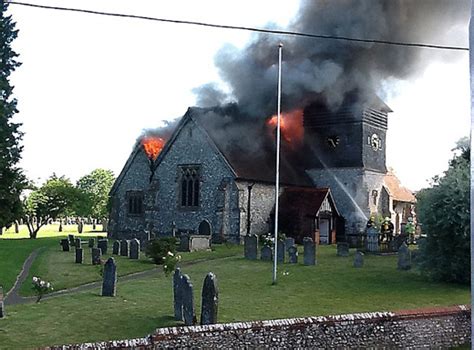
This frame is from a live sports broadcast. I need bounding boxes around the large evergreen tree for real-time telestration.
[0,2,25,231]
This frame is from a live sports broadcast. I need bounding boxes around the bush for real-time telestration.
[145,237,177,264]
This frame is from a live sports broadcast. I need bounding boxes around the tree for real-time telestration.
[416,137,470,284]
[0,2,26,231]
[25,174,85,238]
[76,169,115,219]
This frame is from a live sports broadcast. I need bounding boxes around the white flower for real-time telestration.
[163,265,168,269]
[167,251,174,257]
[40,281,45,287]
[32,277,38,283]
[46,283,51,288]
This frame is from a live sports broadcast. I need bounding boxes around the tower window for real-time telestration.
[179,165,200,208]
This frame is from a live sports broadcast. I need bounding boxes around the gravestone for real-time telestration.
[91,247,101,265]
[353,251,364,268]
[92,219,96,231]
[337,242,349,257]
[179,234,190,252]
[120,239,129,257]
[129,239,140,259]
[58,220,63,232]
[77,221,83,234]
[366,227,379,252]
[68,234,75,246]
[260,246,272,261]
[200,272,218,325]
[74,238,81,249]
[101,257,117,297]
[276,239,285,263]
[285,237,295,252]
[0,286,4,318]
[288,245,298,264]
[60,239,70,252]
[303,237,316,266]
[112,241,120,255]
[75,248,84,264]
[181,274,195,326]
[98,239,108,255]
[244,234,258,260]
[88,238,95,248]
[173,268,183,321]
[397,243,411,270]
[198,220,211,236]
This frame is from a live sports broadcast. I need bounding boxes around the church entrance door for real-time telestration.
[319,219,330,244]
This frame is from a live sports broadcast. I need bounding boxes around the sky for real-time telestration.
[6,0,470,191]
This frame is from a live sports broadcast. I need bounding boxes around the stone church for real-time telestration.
[108,96,415,244]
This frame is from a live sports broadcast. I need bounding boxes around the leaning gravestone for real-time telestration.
[101,257,117,297]
[276,239,285,263]
[91,248,101,265]
[173,268,183,321]
[112,241,120,255]
[303,237,316,266]
[88,238,95,248]
[353,251,364,268]
[397,243,411,270]
[129,239,140,259]
[260,246,273,261]
[75,248,84,264]
[60,239,70,252]
[181,274,195,326]
[201,272,218,325]
[366,227,379,252]
[288,245,298,264]
[98,239,108,255]
[120,239,129,257]
[337,242,349,257]
[0,286,4,318]
[244,234,258,260]
[285,237,295,252]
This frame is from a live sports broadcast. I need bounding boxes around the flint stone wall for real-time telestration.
[45,305,470,349]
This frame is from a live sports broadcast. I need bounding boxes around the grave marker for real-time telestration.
[260,246,273,261]
[244,234,258,260]
[397,243,411,270]
[112,241,120,255]
[120,239,129,257]
[75,248,84,264]
[200,272,218,325]
[98,239,108,255]
[337,242,349,257]
[303,237,316,265]
[173,268,183,321]
[91,247,101,265]
[101,257,117,297]
[353,251,364,268]
[288,245,298,264]
[181,274,195,326]
[129,239,140,259]
[60,239,70,252]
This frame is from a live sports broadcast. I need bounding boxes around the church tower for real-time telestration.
[303,93,392,241]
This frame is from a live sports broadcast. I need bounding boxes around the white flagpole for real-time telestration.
[273,43,283,285]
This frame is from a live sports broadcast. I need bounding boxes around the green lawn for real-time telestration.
[1,223,104,240]
[0,243,469,349]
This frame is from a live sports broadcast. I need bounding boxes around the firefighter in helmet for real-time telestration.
[380,217,394,242]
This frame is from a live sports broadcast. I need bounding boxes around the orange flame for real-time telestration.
[267,109,304,145]
[142,137,165,161]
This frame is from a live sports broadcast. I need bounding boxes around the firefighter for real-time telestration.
[405,217,416,244]
[380,217,394,242]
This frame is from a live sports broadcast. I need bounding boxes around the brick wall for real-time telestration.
[46,305,470,349]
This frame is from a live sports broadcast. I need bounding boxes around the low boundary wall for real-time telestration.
[45,305,471,349]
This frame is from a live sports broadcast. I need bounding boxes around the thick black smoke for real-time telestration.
[195,0,470,117]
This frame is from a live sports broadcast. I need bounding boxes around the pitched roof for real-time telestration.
[383,169,416,203]
[278,187,340,217]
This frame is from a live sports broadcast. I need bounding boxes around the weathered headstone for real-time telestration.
[91,247,101,265]
[101,257,117,297]
[303,237,316,266]
[112,240,120,255]
[98,239,108,255]
[74,238,81,249]
[366,227,379,252]
[244,234,258,260]
[0,286,4,318]
[60,239,70,252]
[68,234,75,246]
[173,268,183,321]
[200,272,218,325]
[353,251,364,268]
[120,239,129,257]
[337,242,349,257]
[181,274,195,326]
[285,237,295,252]
[129,239,140,259]
[397,243,411,270]
[288,245,298,264]
[260,246,273,261]
[276,239,285,263]
[75,248,84,264]
[88,238,95,248]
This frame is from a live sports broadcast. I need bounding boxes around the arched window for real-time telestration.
[179,166,200,208]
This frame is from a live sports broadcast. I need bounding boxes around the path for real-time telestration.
[4,251,235,306]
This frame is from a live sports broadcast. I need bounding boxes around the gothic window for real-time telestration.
[371,190,378,205]
[127,191,144,216]
[179,165,200,208]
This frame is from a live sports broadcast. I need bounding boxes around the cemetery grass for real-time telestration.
[0,245,470,348]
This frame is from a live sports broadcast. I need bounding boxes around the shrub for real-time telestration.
[32,276,53,303]
[145,237,177,264]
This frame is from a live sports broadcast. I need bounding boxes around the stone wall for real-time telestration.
[45,305,471,349]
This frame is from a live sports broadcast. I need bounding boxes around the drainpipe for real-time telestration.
[246,183,255,236]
